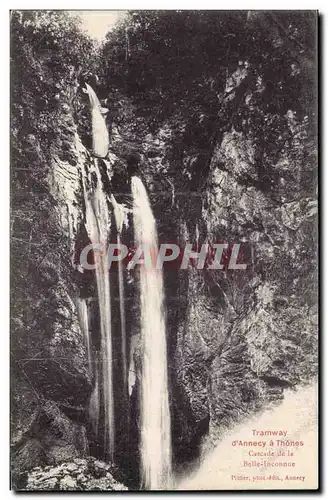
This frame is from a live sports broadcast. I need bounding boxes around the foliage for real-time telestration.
[99,11,317,196]
[101,11,316,125]
[10,10,95,367]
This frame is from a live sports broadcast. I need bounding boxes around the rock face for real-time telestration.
[20,458,128,491]
[12,401,89,479]
[10,12,96,482]
[170,126,317,451]
[110,107,317,463]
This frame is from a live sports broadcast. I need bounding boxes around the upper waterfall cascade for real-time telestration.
[84,83,109,159]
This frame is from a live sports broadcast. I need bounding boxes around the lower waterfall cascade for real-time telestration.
[131,176,172,490]
[78,169,173,488]
[81,159,115,462]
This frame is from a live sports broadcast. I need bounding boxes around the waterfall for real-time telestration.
[82,159,114,462]
[111,195,128,395]
[75,297,92,373]
[89,357,100,436]
[84,83,109,159]
[75,297,100,436]
[131,176,172,490]
[117,233,127,392]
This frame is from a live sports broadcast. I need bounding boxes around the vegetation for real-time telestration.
[10,11,96,417]
[100,11,316,154]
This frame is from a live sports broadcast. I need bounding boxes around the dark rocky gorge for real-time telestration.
[10,11,317,491]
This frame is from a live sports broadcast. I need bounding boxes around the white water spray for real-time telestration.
[131,176,172,490]
[84,83,109,159]
[75,297,100,436]
[89,356,100,436]
[75,297,92,373]
[82,160,114,461]
[111,195,128,395]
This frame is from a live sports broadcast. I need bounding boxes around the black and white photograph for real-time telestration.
[10,10,318,491]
